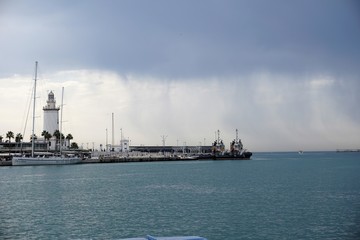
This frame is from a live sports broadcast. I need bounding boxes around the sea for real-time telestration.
[0,151,359,240]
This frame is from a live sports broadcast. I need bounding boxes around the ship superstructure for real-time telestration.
[212,130,225,155]
[230,129,245,156]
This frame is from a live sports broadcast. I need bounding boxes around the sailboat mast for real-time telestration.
[60,87,64,155]
[31,61,38,158]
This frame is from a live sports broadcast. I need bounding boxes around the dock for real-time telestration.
[336,149,360,152]
[0,154,209,166]
[0,161,12,166]
[1,152,252,166]
[82,154,208,164]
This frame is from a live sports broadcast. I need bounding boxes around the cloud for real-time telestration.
[1,1,359,151]
[308,77,335,90]
[0,0,359,79]
[1,70,359,151]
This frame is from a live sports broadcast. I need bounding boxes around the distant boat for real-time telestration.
[12,62,81,166]
[298,150,304,154]
[120,236,207,240]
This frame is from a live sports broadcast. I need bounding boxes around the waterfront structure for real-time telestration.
[130,145,212,154]
[12,62,82,166]
[43,91,60,135]
[120,139,129,152]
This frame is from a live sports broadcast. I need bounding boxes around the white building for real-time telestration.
[111,139,130,152]
[43,91,60,135]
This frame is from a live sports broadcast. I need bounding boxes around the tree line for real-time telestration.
[0,130,79,149]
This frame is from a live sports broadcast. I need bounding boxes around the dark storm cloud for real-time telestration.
[0,0,359,79]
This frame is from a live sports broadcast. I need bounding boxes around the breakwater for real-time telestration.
[0,161,11,166]
[1,153,251,166]
[83,155,181,164]
[0,154,208,166]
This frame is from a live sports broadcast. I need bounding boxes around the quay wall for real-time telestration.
[0,155,209,166]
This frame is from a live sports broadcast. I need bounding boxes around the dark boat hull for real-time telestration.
[213,152,252,160]
[196,152,252,160]
[213,156,251,160]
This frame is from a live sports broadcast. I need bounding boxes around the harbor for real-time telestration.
[0,64,252,167]
[0,139,252,166]
[1,149,251,166]
[1,128,252,166]
[1,2,359,239]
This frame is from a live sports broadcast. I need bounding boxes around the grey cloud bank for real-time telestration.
[0,0,359,151]
[1,0,359,78]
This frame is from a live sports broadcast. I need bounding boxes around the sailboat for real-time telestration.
[12,62,82,166]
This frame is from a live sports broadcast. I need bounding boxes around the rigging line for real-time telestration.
[20,84,34,151]
[34,64,45,121]
[21,82,34,137]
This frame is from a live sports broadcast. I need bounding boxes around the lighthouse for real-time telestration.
[43,91,60,135]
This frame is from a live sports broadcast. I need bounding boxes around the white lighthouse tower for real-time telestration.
[43,91,60,135]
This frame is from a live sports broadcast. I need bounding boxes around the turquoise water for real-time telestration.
[1,152,359,239]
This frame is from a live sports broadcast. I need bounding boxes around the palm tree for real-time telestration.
[41,130,52,141]
[30,134,37,142]
[41,130,52,150]
[66,134,73,148]
[70,142,79,149]
[15,133,23,143]
[41,130,47,141]
[53,130,61,151]
[6,131,14,143]
[60,133,65,149]
[53,130,60,138]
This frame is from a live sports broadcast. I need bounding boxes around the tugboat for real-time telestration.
[211,129,252,160]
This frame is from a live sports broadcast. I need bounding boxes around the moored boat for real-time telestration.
[12,155,81,166]
[211,129,252,160]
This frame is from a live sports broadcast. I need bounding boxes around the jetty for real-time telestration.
[1,154,206,166]
[83,155,184,164]
[336,149,360,152]
[1,151,252,166]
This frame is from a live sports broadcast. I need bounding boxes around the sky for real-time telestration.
[0,0,359,151]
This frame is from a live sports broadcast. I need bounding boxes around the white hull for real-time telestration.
[12,156,82,166]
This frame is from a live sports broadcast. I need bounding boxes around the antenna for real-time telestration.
[112,113,114,147]
[60,87,64,155]
[31,61,38,158]
[106,128,108,151]
[120,128,123,152]
[161,135,168,147]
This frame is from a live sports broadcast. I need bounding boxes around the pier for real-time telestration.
[0,143,251,166]
[83,155,185,164]
[1,154,212,166]
[336,149,360,152]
